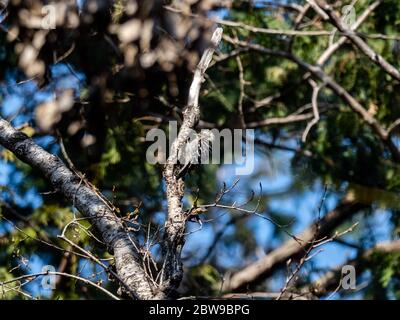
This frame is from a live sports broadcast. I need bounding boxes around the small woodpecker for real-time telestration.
[177,130,214,179]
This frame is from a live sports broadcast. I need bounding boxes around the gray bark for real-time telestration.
[0,117,159,299]
[0,28,223,299]
[160,28,223,293]
[316,0,400,81]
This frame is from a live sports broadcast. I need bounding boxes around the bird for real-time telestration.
[176,129,214,179]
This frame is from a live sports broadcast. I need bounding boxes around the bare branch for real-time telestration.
[316,0,400,81]
[302,80,322,142]
[224,36,400,162]
[160,28,223,294]
[0,117,157,299]
[0,271,120,300]
[221,200,366,292]
[304,240,400,299]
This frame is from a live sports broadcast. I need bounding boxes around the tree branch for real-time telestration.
[0,117,158,299]
[159,28,223,294]
[305,240,400,299]
[316,0,400,81]
[221,200,366,292]
[224,36,400,162]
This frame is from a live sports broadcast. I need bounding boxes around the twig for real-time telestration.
[0,271,120,300]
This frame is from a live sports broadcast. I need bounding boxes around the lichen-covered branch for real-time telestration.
[0,117,159,299]
[160,28,223,293]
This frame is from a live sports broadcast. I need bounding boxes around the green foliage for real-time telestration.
[368,251,400,299]
[2,0,400,300]
[185,264,220,296]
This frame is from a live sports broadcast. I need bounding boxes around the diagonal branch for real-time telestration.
[224,36,400,162]
[315,0,382,67]
[304,240,400,299]
[0,117,158,299]
[316,0,400,81]
[221,200,366,293]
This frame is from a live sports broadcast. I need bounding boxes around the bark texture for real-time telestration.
[160,28,223,293]
[0,28,223,299]
[0,118,159,299]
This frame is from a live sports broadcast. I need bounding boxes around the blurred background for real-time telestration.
[1,0,400,299]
